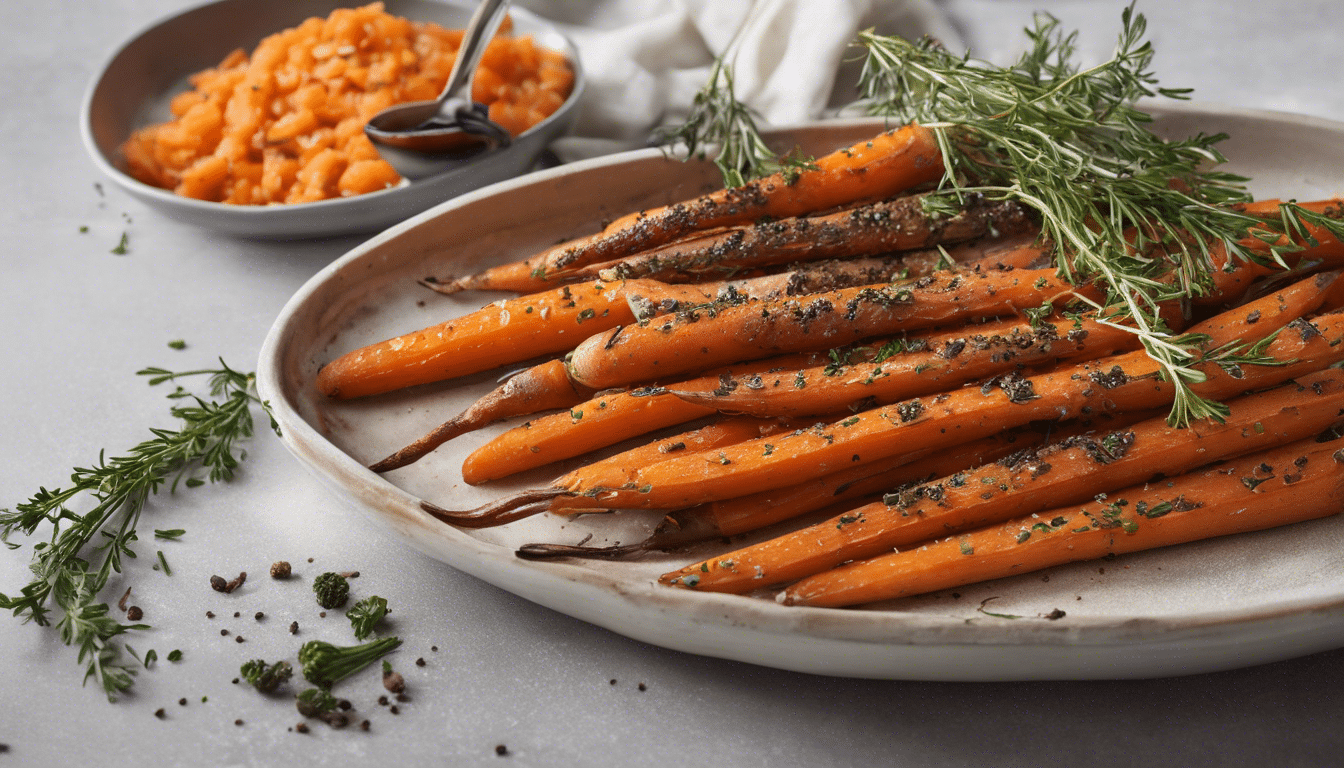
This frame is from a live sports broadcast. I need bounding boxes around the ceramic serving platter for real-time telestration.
[258,106,1344,680]
[81,0,582,240]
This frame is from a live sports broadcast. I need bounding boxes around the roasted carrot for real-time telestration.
[369,359,596,472]
[621,237,1047,319]
[514,428,1045,561]
[556,193,1036,284]
[532,307,1344,512]
[782,433,1344,607]
[567,267,1092,390]
[432,124,945,294]
[663,370,1344,593]
[460,390,717,485]
[428,415,796,528]
[665,312,1138,418]
[317,279,634,399]
[666,268,1341,417]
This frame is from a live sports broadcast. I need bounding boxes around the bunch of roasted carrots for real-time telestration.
[316,123,1344,609]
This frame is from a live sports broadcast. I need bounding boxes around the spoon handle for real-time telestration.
[437,0,512,109]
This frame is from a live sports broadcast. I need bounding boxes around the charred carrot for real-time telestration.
[459,390,717,485]
[558,193,1036,284]
[669,269,1342,417]
[430,416,797,528]
[664,370,1344,593]
[782,433,1344,607]
[317,280,634,399]
[369,359,596,472]
[537,307,1344,512]
[666,312,1137,418]
[567,267,1092,390]
[434,124,945,294]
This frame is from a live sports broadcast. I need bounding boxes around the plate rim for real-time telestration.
[258,103,1344,679]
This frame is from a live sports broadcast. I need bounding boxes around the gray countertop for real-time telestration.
[4,1,1343,765]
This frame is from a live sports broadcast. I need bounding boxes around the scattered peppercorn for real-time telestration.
[154,708,166,719]
[307,558,314,563]
[396,693,408,703]
[496,745,509,756]
[126,606,143,621]
[289,621,299,635]
[360,720,370,731]
[235,719,244,727]
[431,646,438,652]
[609,679,617,686]
[389,705,400,715]
[270,561,292,579]
[295,723,309,734]
[338,699,352,711]
[206,611,215,619]
[319,611,327,618]
[254,612,265,621]
[220,629,230,636]
[415,658,426,667]
[178,698,187,706]
[378,695,389,706]
[638,683,647,691]
[235,635,245,644]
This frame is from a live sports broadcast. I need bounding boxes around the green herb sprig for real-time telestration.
[854,7,1344,424]
[0,362,276,699]
[655,58,816,188]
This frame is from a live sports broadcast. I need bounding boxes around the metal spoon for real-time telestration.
[364,0,513,180]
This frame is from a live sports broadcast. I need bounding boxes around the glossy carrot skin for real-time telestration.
[560,306,1344,511]
[568,267,1091,390]
[317,280,633,399]
[783,434,1344,607]
[441,124,946,294]
[663,370,1344,593]
[460,391,715,485]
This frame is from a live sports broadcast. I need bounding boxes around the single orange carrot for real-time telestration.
[369,359,596,472]
[316,279,634,399]
[556,193,1036,284]
[665,312,1138,418]
[663,369,1344,593]
[782,433,1344,607]
[434,123,945,294]
[567,267,1092,390]
[459,390,717,485]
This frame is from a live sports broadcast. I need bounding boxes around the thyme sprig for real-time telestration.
[0,362,276,699]
[655,57,817,187]
[854,7,1344,425]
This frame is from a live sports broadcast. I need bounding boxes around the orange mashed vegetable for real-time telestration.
[121,2,574,205]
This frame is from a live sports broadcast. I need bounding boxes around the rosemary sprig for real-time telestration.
[854,6,1344,425]
[655,57,816,187]
[0,361,276,699]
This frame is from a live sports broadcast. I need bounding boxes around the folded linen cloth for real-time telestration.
[516,0,961,161]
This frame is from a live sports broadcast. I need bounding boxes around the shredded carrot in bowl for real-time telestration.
[120,2,574,205]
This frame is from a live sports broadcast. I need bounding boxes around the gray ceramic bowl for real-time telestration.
[81,0,583,240]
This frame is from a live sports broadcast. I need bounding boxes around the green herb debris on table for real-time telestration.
[0,363,276,699]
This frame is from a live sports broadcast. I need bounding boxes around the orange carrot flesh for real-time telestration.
[555,193,1035,284]
[370,359,594,472]
[441,124,945,294]
[666,312,1140,418]
[567,267,1091,390]
[782,434,1344,608]
[663,370,1344,593]
[460,391,716,485]
[558,307,1344,511]
[543,415,794,512]
[317,280,634,399]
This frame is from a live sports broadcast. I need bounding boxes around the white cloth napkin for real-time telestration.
[516,0,961,160]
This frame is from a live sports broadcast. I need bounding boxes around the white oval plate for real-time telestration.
[259,106,1344,679]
